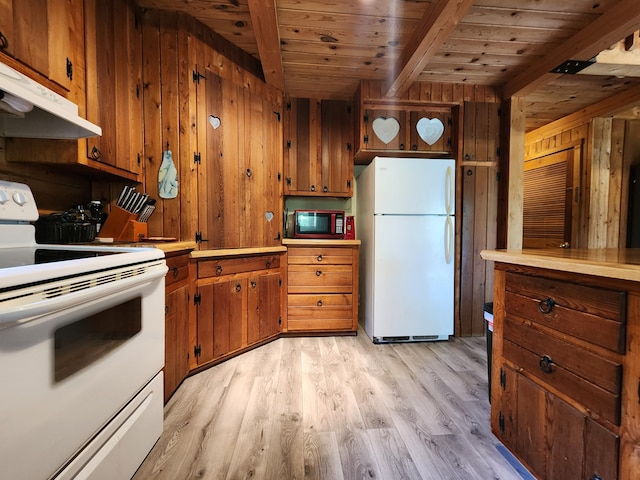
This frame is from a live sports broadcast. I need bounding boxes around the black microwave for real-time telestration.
[293,210,345,239]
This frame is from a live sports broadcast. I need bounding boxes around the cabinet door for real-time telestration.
[84,0,142,175]
[321,99,353,196]
[165,284,189,402]
[200,71,282,248]
[247,271,281,344]
[364,108,407,151]
[196,280,245,365]
[284,97,321,194]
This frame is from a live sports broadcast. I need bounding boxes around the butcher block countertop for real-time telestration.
[480,248,640,282]
[190,245,287,259]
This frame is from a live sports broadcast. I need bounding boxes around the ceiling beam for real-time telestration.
[384,0,474,99]
[247,0,284,91]
[503,0,640,99]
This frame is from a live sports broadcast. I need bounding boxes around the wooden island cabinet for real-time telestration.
[481,249,640,480]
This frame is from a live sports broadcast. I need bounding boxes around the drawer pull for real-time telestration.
[538,298,555,314]
[317,300,323,307]
[317,255,323,262]
[171,266,179,278]
[235,283,241,292]
[265,259,271,268]
[251,281,257,288]
[216,265,223,276]
[316,270,322,276]
[590,475,602,480]
[539,355,554,374]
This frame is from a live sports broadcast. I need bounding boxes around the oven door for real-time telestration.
[0,261,166,480]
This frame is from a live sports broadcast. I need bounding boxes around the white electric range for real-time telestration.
[0,180,167,480]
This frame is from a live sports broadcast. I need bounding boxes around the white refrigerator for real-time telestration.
[357,156,455,343]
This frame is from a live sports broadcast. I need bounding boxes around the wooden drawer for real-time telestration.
[504,317,622,425]
[288,293,352,315]
[287,264,353,293]
[198,255,280,278]
[165,254,189,287]
[505,272,626,353]
[287,247,353,265]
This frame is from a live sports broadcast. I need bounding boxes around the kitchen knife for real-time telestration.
[116,185,131,207]
[133,194,149,214]
[123,191,140,212]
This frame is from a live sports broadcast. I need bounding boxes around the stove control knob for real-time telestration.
[12,191,28,206]
[0,190,8,204]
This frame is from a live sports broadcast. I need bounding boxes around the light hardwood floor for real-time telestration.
[134,327,525,480]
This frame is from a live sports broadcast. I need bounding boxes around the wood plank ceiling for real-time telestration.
[135,0,640,132]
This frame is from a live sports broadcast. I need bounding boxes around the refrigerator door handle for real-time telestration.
[444,216,453,264]
[445,166,454,215]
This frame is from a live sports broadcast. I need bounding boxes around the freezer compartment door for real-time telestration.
[372,157,455,215]
[370,214,454,340]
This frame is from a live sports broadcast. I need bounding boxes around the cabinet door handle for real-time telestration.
[539,355,554,374]
[323,186,328,192]
[246,168,252,177]
[316,270,322,276]
[171,266,179,278]
[235,283,241,292]
[317,255,323,262]
[251,281,257,288]
[0,32,7,50]
[317,300,323,307]
[216,265,223,275]
[90,146,101,160]
[590,475,602,480]
[538,298,555,314]
[310,185,316,192]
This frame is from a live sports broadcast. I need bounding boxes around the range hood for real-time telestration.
[0,61,101,139]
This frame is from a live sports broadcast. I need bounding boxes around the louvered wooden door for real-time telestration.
[523,146,580,248]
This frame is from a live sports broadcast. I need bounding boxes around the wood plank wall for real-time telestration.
[359,80,501,337]
[0,137,92,214]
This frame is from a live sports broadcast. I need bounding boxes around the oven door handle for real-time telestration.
[0,263,167,330]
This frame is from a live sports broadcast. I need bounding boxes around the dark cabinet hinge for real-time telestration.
[66,58,73,80]
[448,117,452,126]
[498,411,505,434]
[286,101,291,111]
[346,142,351,151]
[273,111,281,122]
[194,344,201,358]
[193,69,206,83]
[364,135,368,144]
[193,292,201,305]
[277,172,282,181]
[286,140,291,149]
[500,368,507,389]
[137,153,141,165]
[195,231,208,244]
[286,177,292,186]
[136,83,140,99]
[447,138,452,147]
[497,107,502,117]
[496,147,501,157]
[278,316,282,325]
[364,113,369,123]
[347,179,351,189]
[194,152,201,164]
[279,277,282,287]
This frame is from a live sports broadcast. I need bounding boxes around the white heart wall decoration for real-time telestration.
[372,116,400,144]
[416,117,444,145]
[209,115,221,129]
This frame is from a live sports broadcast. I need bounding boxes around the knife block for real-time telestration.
[97,206,147,242]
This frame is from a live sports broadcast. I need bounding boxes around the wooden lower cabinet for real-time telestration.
[164,251,194,403]
[285,244,359,333]
[192,252,283,368]
[491,263,635,479]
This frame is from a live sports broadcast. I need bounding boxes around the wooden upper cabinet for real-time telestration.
[83,0,143,177]
[0,0,76,91]
[354,103,458,163]
[284,97,354,197]
[197,69,283,249]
